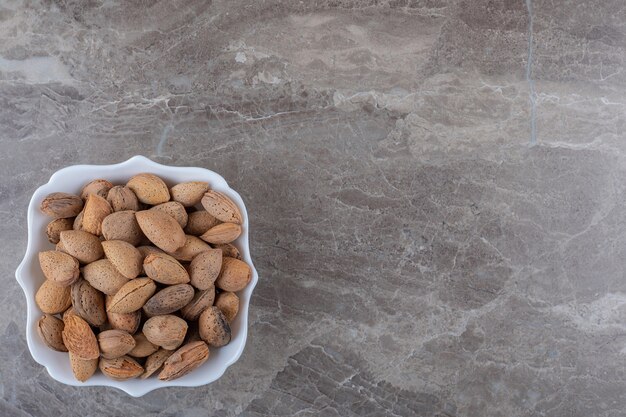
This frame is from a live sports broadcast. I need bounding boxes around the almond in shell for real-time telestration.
[36,280,72,314]
[180,286,215,321]
[129,332,159,357]
[215,291,240,322]
[59,230,104,264]
[170,182,209,207]
[39,250,80,287]
[143,253,189,285]
[40,192,84,219]
[83,259,130,295]
[150,201,188,228]
[143,315,188,350]
[159,341,209,381]
[81,179,113,200]
[127,173,170,205]
[143,284,195,316]
[99,356,143,380]
[198,306,231,347]
[199,223,241,244]
[105,295,141,334]
[37,314,67,352]
[201,191,242,224]
[73,210,84,231]
[184,210,220,235]
[71,279,106,326]
[107,278,157,314]
[62,314,100,360]
[189,249,222,290]
[102,240,142,279]
[82,194,112,236]
[98,329,136,359]
[101,210,143,245]
[46,218,73,244]
[69,352,98,382]
[167,235,211,262]
[135,210,186,252]
[215,257,251,292]
[213,243,242,260]
[107,185,139,212]
[141,348,174,379]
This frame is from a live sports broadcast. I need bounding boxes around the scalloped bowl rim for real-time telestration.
[15,155,258,396]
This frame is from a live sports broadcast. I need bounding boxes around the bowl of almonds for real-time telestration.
[15,155,258,396]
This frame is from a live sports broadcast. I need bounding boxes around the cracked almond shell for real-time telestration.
[40,192,84,219]
[107,278,157,314]
[159,341,209,381]
[37,314,67,352]
[99,355,143,380]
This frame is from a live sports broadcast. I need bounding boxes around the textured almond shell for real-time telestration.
[201,191,242,225]
[159,341,209,381]
[143,253,190,285]
[150,201,188,228]
[83,259,130,295]
[180,286,215,321]
[127,173,170,205]
[101,210,144,246]
[82,194,112,236]
[98,329,136,359]
[135,210,186,252]
[81,179,113,200]
[143,315,188,350]
[141,348,174,379]
[69,352,98,382]
[215,291,240,323]
[167,235,211,262]
[143,284,195,316]
[213,243,242,260]
[215,257,252,292]
[62,314,100,360]
[39,250,80,287]
[107,278,157,314]
[105,295,141,334]
[37,314,67,352]
[170,182,209,207]
[71,279,106,326]
[198,306,231,347]
[102,240,143,279]
[99,356,143,380]
[36,280,72,314]
[46,218,73,244]
[73,210,84,231]
[199,223,242,244]
[129,332,159,358]
[184,211,220,236]
[40,192,84,219]
[107,185,140,212]
[189,249,222,290]
[59,230,104,264]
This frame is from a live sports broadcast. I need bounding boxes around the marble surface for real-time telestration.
[1,0,625,415]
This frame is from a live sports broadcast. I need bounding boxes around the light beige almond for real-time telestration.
[36,280,72,314]
[189,249,222,290]
[82,194,112,236]
[101,210,144,245]
[159,341,209,381]
[141,348,174,379]
[136,210,186,252]
[37,314,67,352]
[200,223,241,244]
[105,295,141,334]
[216,257,252,292]
[39,250,80,287]
[63,306,78,320]
[102,240,142,279]
[99,356,143,380]
[213,243,242,260]
[143,315,188,350]
[180,286,215,321]
[62,314,99,360]
[215,291,240,323]
[107,278,157,314]
[59,230,104,264]
[46,218,73,244]
[81,179,113,200]
[71,279,106,326]
[198,306,231,347]
[83,259,130,295]
[107,185,139,212]
[184,210,220,236]
[69,352,98,382]
[73,210,84,231]
[143,284,195,316]
[170,182,209,207]
[201,190,242,225]
[150,201,188,228]
[167,235,211,262]
[127,173,170,205]
[40,192,84,219]
[129,332,159,357]
[143,253,189,285]
[98,329,136,359]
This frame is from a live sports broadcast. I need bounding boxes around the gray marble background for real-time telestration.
[1,0,625,416]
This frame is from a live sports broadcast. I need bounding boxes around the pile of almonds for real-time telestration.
[35,174,252,382]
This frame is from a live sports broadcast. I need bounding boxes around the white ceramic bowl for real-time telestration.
[15,155,258,396]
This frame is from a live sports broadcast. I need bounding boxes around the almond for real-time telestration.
[189,249,222,290]
[201,190,242,225]
[167,235,211,262]
[62,314,99,360]
[184,210,220,235]
[73,210,84,231]
[198,306,231,347]
[59,230,104,264]
[143,315,188,350]
[63,306,78,320]
[150,201,188,228]
[39,250,80,287]
[102,240,142,279]
[105,295,141,334]
[143,253,189,285]
[170,182,209,207]
[82,194,112,235]
[136,210,186,252]
[71,279,106,326]
[99,356,143,380]
[141,348,174,379]
[129,332,159,357]
[83,259,130,295]
[69,352,98,382]
[101,210,144,245]
[46,218,73,244]
[127,173,170,205]
[159,341,209,381]
[216,257,251,292]
[37,314,67,352]
[81,179,113,200]
[98,329,136,359]
[40,192,84,219]
[215,291,240,322]
[107,185,139,212]
[107,278,156,314]
[199,223,242,244]
[180,286,215,321]
[143,284,195,316]
[213,243,242,260]
[36,280,72,314]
